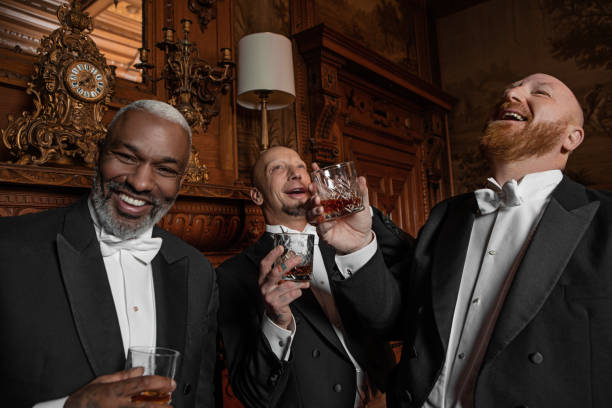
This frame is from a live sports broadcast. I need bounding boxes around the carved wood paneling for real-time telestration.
[295,24,455,233]
[290,0,316,164]
[0,163,251,199]
[346,137,423,237]
[296,34,345,166]
[0,188,81,217]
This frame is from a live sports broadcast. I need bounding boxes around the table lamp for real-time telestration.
[237,32,295,151]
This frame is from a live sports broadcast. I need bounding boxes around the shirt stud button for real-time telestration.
[529,352,544,365]
[472,298,480,304]
[458,352,465,359]
[183,383,191,395]
[488,249,496,255]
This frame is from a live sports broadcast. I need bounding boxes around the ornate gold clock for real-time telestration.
[65,61,108,102]
[1,1,115,166]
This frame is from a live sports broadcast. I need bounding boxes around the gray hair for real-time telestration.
[107,99,192,145]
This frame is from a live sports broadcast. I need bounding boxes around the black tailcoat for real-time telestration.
[338,177,612,408]
[0,198,218,408]
[217,208,412,407]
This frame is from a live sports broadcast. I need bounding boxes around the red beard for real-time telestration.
[479,120,566,162]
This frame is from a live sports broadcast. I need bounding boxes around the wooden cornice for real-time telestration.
[0,163,251,200]
[293,24,456,111]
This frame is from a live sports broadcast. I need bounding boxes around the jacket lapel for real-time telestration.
[294,238,348,356]
[430,195,477,351]
[56,198,125,376]
[292,290,348,356]
[152,229,188,356]
[318,240,337,279]
[485,177,599,362]
[244,232,274,266]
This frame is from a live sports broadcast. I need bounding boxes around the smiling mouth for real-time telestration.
[501,111,527,121]
[118,192,148,207]
[285,187,307,197]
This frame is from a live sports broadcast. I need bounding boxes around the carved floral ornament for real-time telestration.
[188,0,218,33]
[2,0,115,167]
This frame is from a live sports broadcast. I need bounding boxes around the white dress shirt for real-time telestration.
[424,170,563,408]
[92,216,159,357]
[33,201,161,408]
[263,219,378,408]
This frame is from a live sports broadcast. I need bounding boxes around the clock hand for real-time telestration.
[78,76,93,87]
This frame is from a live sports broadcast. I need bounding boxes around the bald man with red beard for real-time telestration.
[309,73,612,408]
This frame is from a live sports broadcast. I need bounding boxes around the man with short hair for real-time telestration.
[0,100,218,408]
[309,73,612,407]
[217,146,411,407]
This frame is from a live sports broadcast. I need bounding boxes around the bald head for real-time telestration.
[511,73,583,127]
[252,146,301,190]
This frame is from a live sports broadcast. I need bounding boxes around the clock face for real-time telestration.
[65,61,107,102]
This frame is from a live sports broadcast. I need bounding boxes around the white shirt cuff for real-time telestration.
[262,313,296,361]
[33,397,68,408]
[335,232,378,278]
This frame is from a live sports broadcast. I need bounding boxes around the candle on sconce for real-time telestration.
[220,48,232,64]
[138,47,150,63]
[181,19,192,34]
[162,27,175,43]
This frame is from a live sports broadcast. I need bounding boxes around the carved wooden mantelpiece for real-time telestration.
[294,24,456,235]
[0,162,252,199]
[0,163,263,266]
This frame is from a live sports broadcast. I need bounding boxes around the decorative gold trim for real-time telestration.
[1,1,115,167]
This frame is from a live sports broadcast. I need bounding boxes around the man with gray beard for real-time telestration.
[309,73,612,408]
[0,100,218,408]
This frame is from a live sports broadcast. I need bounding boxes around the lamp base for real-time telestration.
[256,90,272,151]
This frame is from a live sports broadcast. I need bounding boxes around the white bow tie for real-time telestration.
[99,234,162,264]
[474,179,523,215]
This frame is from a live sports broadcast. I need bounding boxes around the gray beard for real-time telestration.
[90,171,174,239]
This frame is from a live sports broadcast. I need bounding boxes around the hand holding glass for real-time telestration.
[311,161,364,221]
[272,232,314,281]
[125,346,180,405]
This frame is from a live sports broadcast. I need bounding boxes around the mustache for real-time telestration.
[499,101,530,117]
[485,100,532,128]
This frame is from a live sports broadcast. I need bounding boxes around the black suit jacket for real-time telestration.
[337,176,612,407]
[0,198,218,408]
[217,208,412,408]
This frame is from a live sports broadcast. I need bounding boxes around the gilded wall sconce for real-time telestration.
[135,19,234,184]
[137,19,234,134]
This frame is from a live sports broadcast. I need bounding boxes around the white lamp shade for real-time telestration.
[237,32,296,110]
